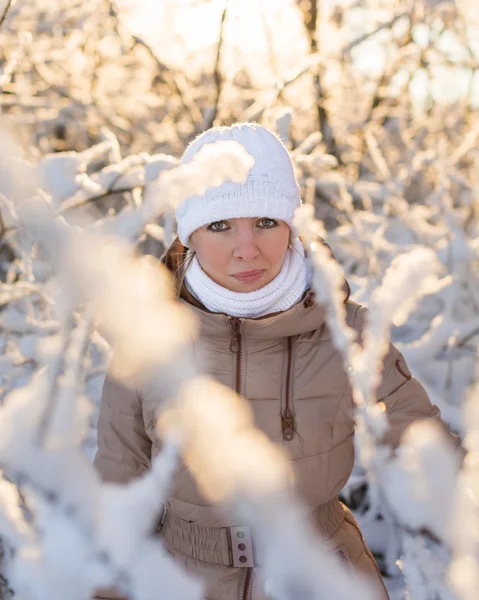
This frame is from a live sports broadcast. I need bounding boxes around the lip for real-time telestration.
[231,269,265,283]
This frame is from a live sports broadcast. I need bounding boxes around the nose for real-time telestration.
[233,230,260,262]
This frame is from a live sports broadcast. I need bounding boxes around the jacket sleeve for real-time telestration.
[94,372,152,483]
[352,306,459,449]
[92,373,152,600]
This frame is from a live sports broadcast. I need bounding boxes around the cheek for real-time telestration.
[195,237,231,272]
[262,230,290,265]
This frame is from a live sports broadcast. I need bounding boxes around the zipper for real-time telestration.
[281,336,295,441]
[241,567,253,600]
[229,317,242,394]
[230,318,253,600]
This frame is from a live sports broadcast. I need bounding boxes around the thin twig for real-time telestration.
[202,5,228,130]
[457,326,479,348]
[242,54,323,122]
[0,0,14,30]
[35,320,74,447]
[60,157,148,214]
[307,0,342,163]
[450,120,479,166]
[131,34,170,73]
[111,0,204,129]
[341,11,409,58]
[364,130,391,181]
[129,32,202,127]
[58,185,144,213]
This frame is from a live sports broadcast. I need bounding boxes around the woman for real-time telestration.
[94,123,456,600]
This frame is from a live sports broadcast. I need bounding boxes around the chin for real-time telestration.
[230,275,272,293]
[248,281,269,291]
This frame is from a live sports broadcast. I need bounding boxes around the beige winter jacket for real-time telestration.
[94,241,454,600]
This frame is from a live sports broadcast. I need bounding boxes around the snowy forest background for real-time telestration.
[0,0,479,599]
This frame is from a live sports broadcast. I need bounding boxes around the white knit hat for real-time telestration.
[175,122,301,246]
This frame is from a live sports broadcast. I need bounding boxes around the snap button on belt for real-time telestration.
[158,497,345,567]
[159,510,256,568]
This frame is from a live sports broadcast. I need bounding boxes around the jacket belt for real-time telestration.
[160,497,345,567]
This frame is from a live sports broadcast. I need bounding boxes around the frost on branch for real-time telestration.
[382,421,460,541]
[0,130,384,600]
[0,0,478,593]
[295,196,472,597]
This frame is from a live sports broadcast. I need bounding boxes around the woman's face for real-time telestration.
[189,217,290,292]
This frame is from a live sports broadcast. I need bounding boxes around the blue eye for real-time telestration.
[207,221,230,232]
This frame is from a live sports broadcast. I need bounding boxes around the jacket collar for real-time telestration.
[181,292,328,339]
[161,237,349,340]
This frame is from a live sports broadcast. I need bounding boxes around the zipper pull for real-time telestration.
[229,318,241,353]
[282,408,295,441]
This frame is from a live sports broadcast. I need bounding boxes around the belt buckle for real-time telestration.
[228,526,254,568]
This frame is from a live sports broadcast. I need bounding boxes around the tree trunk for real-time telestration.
[298,0,342,163]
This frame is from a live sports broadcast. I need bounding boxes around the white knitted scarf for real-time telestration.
[185,238,309,318]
